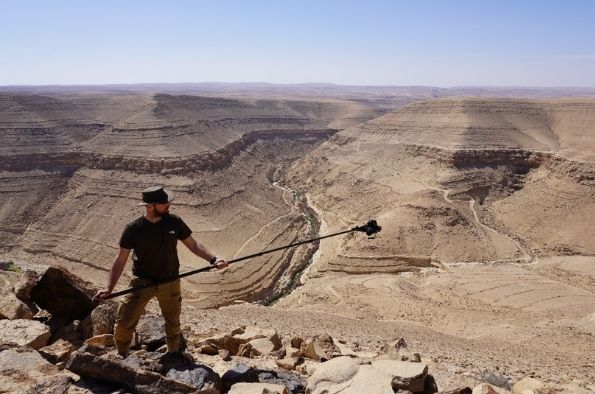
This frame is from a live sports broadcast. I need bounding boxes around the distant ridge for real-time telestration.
[2,82,595,99]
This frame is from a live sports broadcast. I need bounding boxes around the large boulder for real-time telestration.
[30,266,97,321]
[307,356,428,394]
[0,346,75,393]
[0,319,51,349]
[340,364,394,394]
[306,356,359,393]
[0,287,37,319]
[67,344,221,394]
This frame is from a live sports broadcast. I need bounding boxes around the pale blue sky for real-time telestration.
[1,0,594,86]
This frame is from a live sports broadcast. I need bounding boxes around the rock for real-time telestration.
[383,337,423,362]
[219,349,232,361]
[238,342,255,358]
[512,378,547,394]
[441,387,472,394]
[409,352,422,362]
[222,364,260,391]
[52,319,84,345]
[137,314,165,351]
[85,334,116,347]
[344,364,394,394]
[307,356,359,392]
[228,382,288,394]
[30,266,97,321]
[67,344,221,393]
[276,357,300,371]
[290,336,303,349]
[234,326,282,350]
[271,347,287,359]
[511,377,551,393]
[371,359,428,393]
[158,351,222,392]
[0,287,37,319]
[0,319,51,349]
[200,342,220,355]
[66,376,127,393]
[424,374,438,393]
[39,338,77,364]
[308,357,428,394]
[80,301,117,338]
[14,269,42,301]
[300,334,341,361]
[257,370,305,394]
[195,333,242,355]
[382,337,407,352]
[285,346,301,358]
[307,356,395,394]
[472,383,511,394]
[0,346,75,393]
[249,338,275,356]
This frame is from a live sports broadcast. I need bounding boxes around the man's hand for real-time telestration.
[213,258,228,270]
[93,288,112,302]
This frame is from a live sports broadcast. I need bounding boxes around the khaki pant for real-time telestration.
[113,277,182,356]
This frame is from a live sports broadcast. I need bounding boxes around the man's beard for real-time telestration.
[154,207,169,217]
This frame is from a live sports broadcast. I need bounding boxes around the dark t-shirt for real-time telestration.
[119,214,192,280]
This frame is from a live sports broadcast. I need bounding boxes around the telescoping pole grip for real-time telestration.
[105,219,381,300]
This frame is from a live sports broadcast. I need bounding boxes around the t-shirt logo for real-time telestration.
[169,230,175,235]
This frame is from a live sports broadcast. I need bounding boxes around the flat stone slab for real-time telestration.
[0,319,51,349]
[67,344,222,393]
[0,346,75,393]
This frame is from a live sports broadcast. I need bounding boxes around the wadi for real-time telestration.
[0,84,594,393]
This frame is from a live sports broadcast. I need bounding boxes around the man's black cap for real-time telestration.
[138,186,175,206]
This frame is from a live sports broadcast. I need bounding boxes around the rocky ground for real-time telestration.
[1,265,592,393]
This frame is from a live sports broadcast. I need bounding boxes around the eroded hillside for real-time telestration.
[278,98,595,383]
[0,92,380,306]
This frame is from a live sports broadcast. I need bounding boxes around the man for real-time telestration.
[94,186,228,357]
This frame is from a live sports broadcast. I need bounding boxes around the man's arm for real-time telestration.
[93,247,131,301]
[181,235,228,269]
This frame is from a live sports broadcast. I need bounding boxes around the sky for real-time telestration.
[1,0,594,87]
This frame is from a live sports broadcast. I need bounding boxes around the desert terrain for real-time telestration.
[1,85,594,392]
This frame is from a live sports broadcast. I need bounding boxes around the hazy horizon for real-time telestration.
[3,81,595,89]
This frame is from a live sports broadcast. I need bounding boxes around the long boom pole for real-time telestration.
[105,219,381,299]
